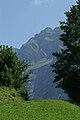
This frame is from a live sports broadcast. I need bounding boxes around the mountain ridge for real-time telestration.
[16,27,67,100]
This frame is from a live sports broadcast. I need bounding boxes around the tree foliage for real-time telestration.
[52,0,80,102]
[0,45,30,100]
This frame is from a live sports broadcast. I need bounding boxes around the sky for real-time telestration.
[0,0,76,48]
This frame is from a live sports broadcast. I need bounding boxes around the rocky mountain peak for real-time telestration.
[16,27,67,100]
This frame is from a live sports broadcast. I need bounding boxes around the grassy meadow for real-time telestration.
[0,87,80,120]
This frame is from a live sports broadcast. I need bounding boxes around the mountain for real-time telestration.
[17,27,67,100]
[18,27,62,61]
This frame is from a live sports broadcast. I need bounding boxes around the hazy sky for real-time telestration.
[0,0,76,48]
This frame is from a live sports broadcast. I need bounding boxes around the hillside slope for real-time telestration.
[0,87,80,120]
[0,86,23,102]
[0,96,80,120]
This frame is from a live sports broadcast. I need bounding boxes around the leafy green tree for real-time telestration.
[0,45,30,100]
[52,0,80,102]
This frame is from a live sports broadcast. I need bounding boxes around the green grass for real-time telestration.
[0,87,80,120]
[0,86,23,102]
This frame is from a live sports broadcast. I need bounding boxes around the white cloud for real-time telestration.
[50,0,54,2]
[33,0,54,5]
[33,0,41,5]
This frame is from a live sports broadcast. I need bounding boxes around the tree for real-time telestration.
[52,0,80,102]
[0,45,30,100]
